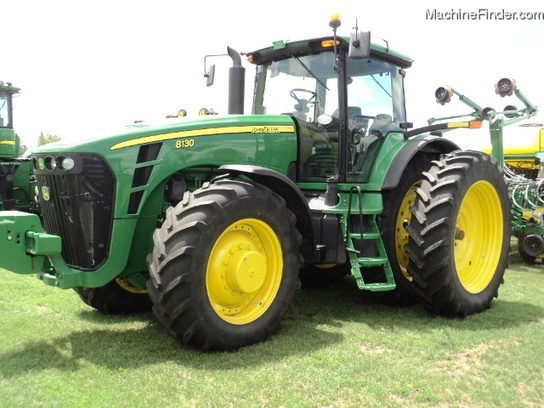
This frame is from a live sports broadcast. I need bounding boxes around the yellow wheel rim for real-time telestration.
[395,181,420,281]
[115,278,147,294]
[455,181,503,293]
[206,218,283,325]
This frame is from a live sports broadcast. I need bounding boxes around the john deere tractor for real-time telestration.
[0,16,512,350]
[0,81,36,213]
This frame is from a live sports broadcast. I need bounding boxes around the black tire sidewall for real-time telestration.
[407,151,510,315]
[448,153,510,311]
[189,193,299,346]
[378,155,431,303]
[74,280,152,314]
[149,180,301,349]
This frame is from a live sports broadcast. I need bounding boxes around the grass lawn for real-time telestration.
[1,247,543,407]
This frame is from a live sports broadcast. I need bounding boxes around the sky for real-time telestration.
[3,0,543,151]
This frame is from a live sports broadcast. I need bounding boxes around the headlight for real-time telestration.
[32,154,83,174]
[58,156,75,171]
[44,156,56,170]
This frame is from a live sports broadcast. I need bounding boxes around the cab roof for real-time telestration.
[247,35,413,69]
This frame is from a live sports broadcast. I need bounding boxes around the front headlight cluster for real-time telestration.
[33,155,78,172]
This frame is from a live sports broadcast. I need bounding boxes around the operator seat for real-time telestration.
[332,106,363,128]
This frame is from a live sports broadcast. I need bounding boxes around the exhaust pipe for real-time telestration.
[227,46,245,115]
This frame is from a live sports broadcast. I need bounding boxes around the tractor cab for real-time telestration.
[247,19,412,184]
[0,81,19,130]
[0,82,35,212]
[0,81,21,159]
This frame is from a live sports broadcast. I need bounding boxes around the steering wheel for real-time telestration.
[289,88,317,105]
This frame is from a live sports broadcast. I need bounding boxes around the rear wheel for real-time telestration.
[74,278,152,314]
[377,157,430,305]
[147,179,302,350]
[406,151,510,316]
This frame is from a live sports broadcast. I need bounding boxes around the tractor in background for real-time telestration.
[0,16,516,350]
[0,81,36,213]
[431,79,541,263]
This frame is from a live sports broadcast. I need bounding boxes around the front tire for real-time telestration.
[299,263,350,287]
[147,179,302,350]
[405,151,510,316]
[74,278,152,314]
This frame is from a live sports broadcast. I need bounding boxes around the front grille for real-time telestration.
[36,154,115,270]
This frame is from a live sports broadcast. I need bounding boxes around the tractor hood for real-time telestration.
[29,114,297,156]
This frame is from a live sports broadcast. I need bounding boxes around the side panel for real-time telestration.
[0,129,18,158]
[104,115,299,218]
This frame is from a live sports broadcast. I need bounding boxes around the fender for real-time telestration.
[382,136,461,189]
[218,164,315,260]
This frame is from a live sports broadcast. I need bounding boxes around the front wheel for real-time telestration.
[406,151,510,316]
[299,263,350,287]
[147,179,302,350]
[74,278,152,314]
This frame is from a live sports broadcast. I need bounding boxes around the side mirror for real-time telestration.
[349,30,371,59]
[205,64,215,87]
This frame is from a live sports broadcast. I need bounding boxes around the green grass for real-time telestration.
[1,249,543,408]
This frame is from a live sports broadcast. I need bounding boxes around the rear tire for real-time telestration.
[377,157,430,305]
[74,279,152,314]
[405,151,510,316]
[147,179,302,350]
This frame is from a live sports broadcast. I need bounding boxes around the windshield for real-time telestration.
[254,52,406,126]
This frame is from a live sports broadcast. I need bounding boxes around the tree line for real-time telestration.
[19,131,61,154]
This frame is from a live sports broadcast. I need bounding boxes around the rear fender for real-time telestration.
[382,136,460,189]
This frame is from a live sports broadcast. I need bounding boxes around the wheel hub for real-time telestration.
[226,249,266,293]
[206,218,283,325]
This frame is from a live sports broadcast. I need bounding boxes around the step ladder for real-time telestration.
[343,186,396,292]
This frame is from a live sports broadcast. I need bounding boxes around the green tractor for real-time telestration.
[0,81,36,213]
[0,16,512,350]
